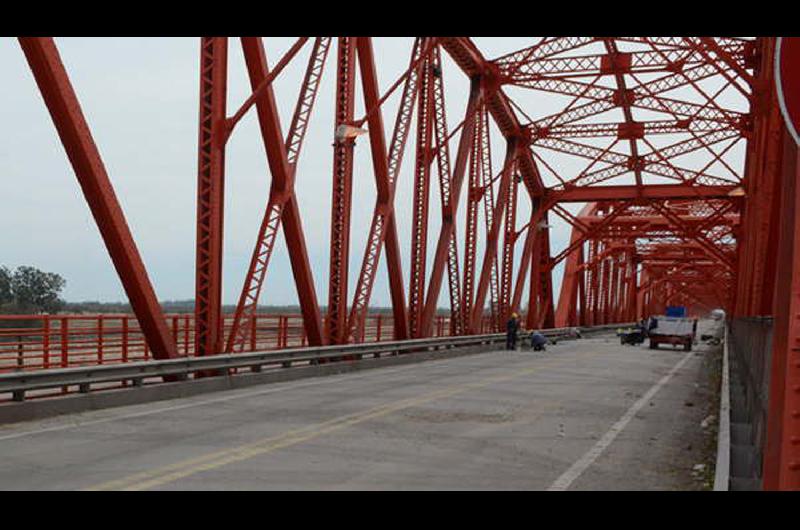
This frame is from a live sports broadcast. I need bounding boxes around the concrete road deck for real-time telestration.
[0,326,721,490]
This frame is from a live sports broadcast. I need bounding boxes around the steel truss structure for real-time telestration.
[12,36,799,489]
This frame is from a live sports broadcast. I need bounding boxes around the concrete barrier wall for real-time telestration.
[726,317,774,490]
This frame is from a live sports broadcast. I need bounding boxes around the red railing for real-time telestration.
[0,313,495,373]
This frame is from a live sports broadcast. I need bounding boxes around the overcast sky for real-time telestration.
[0,37,746,308]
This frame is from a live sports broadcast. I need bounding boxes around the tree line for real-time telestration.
[0,265,66,314]
[0,265,450,316]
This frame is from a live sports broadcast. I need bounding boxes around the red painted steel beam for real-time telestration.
[733,37,785,317]
[438,37,545,197]
[463,107,501,330]
[539,219,556,328]
[509,205,538,315]
[18,37,178,360]
[462,107,483,328]
[193,37,228,358]
[763,132,800,490]
[650,202,735,270]
[227,37,332,353]
[547,184,737,202]
[603,39,643,189]
[349,37,409,341]
[429,46,465,336]
[499,157,520,320]
[577,215,739,227]
[326,37,357,344]
[548,203,631,270]
[526,219,555,329]
[346,39,426,342]
[509,197,552,315]
[468,139,518,332]
[408,49,434,338]
[239,37,325,346]
[419,78,483,336]
[554,203,597,326]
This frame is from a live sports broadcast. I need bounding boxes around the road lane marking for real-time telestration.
[546,348,696,491]
[0,350,514,442]
[86,355,569,491]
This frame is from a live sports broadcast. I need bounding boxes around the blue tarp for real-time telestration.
[665,306,687,317]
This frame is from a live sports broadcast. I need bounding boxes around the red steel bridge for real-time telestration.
[3,37,799,489]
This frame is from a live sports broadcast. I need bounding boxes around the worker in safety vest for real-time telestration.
[506,313,520,351]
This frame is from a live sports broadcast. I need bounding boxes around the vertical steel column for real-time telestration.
[554,208,588,327]
[462,110,483,326]
[429,46,464,336]
[526,222,542,329]
[420,77,482,336]
[734,36,782,317]
[592,249,602,324]
[602,252,614,324]
[763,134,800,490]
[326,37,357,344]
[637,268,648,319]
[468,138,517,332]
[511,199,550,317]
[499,166,519,321]
[194,37,228,357]
[526,215,554,330]
[591,241,602,324]
[539,222,555,328]
[609,252,620,322]
[18,37,178,360]
[478,110,501,330]
[577,246,587,326]
[626,254,639,321]
[408,51,434,338]
[463,108,500,331]
[584,242,595,326]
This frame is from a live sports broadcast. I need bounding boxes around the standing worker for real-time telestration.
[506,312,520,351]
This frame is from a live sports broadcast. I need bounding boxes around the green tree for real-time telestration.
[0,266,12,308]
[9,266,66,314]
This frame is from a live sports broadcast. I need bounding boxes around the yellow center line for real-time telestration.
[85,354,574,491]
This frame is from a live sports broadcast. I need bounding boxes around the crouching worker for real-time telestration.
[530,331,547,351]
[506,313,520,351]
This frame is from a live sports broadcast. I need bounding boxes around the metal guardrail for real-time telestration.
[0,312,480,372]
[0,324,624,402]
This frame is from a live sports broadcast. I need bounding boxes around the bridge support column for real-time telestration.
[764,133,800,490]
